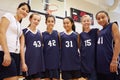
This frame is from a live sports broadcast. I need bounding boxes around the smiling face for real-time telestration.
[81,15,91,31]
[16,4,30,20]
[29,14,41,27]
[96,11,110,27]
[46,16,55,30]
[63,18,73,32]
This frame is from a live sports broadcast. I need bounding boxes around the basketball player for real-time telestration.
[96,10,120,80]
[60,17,81,80]
[80,15,98,80]
[42,15,60,80]
[20,13,45,80]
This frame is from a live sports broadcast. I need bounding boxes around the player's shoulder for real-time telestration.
[22,28,29,34]
[60,31,65,36]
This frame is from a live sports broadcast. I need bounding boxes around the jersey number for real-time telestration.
[84,39,91,47]
[48,40,56,47]
[97,37,103,44]
[65,41,73,47]
[33,41,41,47]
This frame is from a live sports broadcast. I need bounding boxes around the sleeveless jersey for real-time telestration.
[60,32,80,71]
[96,23,114,74]
[80,29,98,74]
[23,28,45,75]
[42,30,60,69]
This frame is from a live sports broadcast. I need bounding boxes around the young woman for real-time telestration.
[42,15,60,80]
[60,17,81,80]
[80,15,98,80]
[20,13,45,80]
[96,10,120,80]
[0,2,31,80]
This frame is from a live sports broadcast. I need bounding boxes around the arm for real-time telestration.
[77,34,80,48]
[20,34,28,72]
[77,33,81,56]
[58,32,61,49]
[110,23,120,72]
[0,17,11,66]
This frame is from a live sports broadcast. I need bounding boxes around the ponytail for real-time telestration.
[27,24,31,27]
[72,24,76,32]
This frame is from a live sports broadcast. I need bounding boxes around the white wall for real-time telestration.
[21,12,64,32]
[0,0,28,17]
[0,0,119,33]
[109,12,120,31]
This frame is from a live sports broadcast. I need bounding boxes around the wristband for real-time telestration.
[111,61,118,64]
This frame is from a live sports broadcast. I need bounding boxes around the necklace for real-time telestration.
[15,20,21,52]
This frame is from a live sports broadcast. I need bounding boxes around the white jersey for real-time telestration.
[0,13,22,54]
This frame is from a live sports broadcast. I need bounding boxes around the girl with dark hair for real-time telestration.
[60,17,81,80]
[0,2,31,80]
[42,15,60,80]
[96,10,120,80]
[64,17,76,32]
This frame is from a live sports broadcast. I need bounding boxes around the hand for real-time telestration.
[2,53,11,67]
[110,60,118,73]
[22,63,28,72]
